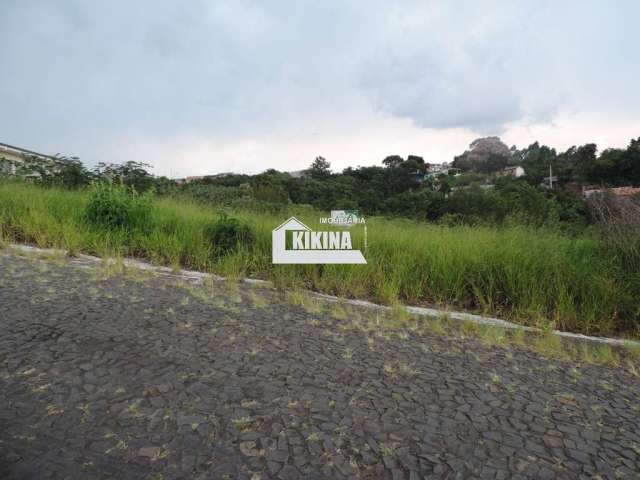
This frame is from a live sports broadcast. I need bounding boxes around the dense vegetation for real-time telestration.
[0,136,639,336]
[177,156,587,228]
[170,136,640,228]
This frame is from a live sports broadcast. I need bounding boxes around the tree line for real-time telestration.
[2,136,640,229]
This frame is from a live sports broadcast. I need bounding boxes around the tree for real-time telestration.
[51,158,93,188]
[514,142,558,184]
[93,161,156,192]
[309,156,331,179]
[405,155,428,173]
[572,143,598,182]
[382,155,404,168]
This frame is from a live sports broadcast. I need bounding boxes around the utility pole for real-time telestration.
[549,164,553,189]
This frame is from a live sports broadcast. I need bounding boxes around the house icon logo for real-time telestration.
[272,217,367,264]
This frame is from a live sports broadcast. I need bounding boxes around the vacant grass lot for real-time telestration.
[0,181,633,336]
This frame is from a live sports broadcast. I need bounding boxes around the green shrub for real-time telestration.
[204,213,255,256]
[83,183,151,231]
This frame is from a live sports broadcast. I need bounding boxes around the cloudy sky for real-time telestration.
[2,1,639,177]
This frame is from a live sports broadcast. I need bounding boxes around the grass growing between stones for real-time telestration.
[285,289,323,314]
[293,293,640,373]
[0,180,637,337]
[330,301,349,321]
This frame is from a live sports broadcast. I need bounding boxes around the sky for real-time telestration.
[2,0,639,178]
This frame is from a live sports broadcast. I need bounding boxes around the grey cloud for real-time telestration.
[1,0,639,165]
[360,1,640,131]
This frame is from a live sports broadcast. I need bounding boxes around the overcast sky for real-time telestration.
[2,1,639,177]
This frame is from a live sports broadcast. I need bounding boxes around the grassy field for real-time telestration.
[0,181,634,337]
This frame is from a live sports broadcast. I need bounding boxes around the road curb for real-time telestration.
[5,242,638,348]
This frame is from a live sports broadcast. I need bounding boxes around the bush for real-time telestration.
[83,182,151,231]
[204,213,255,256]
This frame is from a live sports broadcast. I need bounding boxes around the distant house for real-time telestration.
[429,162,450,174]
[0,142,56,175]
[426,163,460,178]
[498,166,525,178]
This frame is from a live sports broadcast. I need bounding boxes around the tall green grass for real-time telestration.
[0,181,632,336]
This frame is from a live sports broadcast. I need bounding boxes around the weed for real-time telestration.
[427,316,447,336]
[366,337,375,350]
[233,416,255,431]
[578,343,596,363]
[331,302,349,320]
[303,298,323,315]
[460,320,479,337]
[533,333,567,360]
[110,440,127,452]
[625,343,640,362]
[397,361,419,376]
[379,443,396,457]
[479,325,507,346]
[31,383,50,394]
[249,291,268,309]
[389,303,411,327]
[569,367,582,380]
[511,327,526,345]
[127,400,143,417]
[383,363,396,376]
[285,290,306,307]
[45,404,64,416]
[152,446,169,461]
[593,345,619,366]
[248,347,260,358]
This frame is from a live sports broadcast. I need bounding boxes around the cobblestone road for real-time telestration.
[0,251,639,479]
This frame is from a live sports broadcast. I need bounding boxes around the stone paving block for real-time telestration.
[0,252,638,479]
